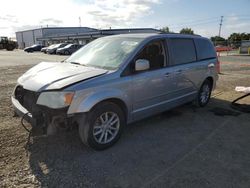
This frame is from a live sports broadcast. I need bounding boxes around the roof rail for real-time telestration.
[159,32,201,37]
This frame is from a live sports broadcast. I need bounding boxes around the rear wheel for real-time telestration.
[197,79,212,107]
[64,50,70,55]
[79,102,125,150]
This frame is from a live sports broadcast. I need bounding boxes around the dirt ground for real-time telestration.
[0,51,250,188]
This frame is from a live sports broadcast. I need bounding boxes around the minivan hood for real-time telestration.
[18,62,108,91]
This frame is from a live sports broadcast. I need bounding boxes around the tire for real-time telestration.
[64,50,70,55]
[197,79,212,107]
[79,102,125,150]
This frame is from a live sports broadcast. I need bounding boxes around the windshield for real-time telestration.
[64,44,73,48]
[53,44,61,48]
[65,37,143,70]
[48,44,56,48]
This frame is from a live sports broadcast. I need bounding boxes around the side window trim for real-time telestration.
[164,38,171,67]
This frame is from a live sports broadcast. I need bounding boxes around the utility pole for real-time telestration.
[218,16,223,37]
[79,17,81,27]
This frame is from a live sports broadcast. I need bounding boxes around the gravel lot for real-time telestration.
[0,50,250,188]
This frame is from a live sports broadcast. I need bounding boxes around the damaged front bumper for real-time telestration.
[12,86,76,133]
[12,96,36,125]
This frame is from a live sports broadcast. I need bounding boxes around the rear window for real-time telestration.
[169,38,196,65]
[195,38,216,60]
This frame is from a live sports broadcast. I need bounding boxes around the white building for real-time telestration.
[16,27,160,49]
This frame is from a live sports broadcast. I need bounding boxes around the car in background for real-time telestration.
[24,44,44,53]
[46,43,68,54]
[56,44,83,55]
[41,46,50,53]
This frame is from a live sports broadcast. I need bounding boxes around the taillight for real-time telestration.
[216,57,220,74]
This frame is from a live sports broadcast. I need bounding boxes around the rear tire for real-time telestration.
[64,50,70,55]
[79,102,125,150]
[196,79,212,107]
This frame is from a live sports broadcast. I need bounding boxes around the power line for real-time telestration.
[166,15,250,30]
[170,20,219,29]
[168,17,219,28]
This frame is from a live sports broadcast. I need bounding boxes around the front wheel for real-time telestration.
[64,50,70,55]
[79,102,125,150]
[197,80,212,107]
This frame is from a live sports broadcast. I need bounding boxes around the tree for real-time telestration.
[210,36,227,46]
[210,36,226,42]
[180,28,194,35]
[228,33,250,42]
[228,33,250,48]
[228,33,242,43]
[160,26,170,33]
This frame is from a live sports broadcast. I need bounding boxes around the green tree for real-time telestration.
[180,28,194,35]
[160,26,170,33]
[228,33,250,42]
[227,33,250,47]
[228,33,242,43]
[210,36,227,46]
[210,36,226,42]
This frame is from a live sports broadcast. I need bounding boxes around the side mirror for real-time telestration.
[135,59,150,71]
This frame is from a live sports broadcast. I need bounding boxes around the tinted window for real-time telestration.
[170,38,196,65]
[195,38,216,60]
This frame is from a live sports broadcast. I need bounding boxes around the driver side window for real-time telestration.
[135,40,166,70]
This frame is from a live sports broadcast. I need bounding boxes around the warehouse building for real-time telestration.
[16,27,159,49]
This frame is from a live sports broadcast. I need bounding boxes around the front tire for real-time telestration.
[79,102,125,150]
[197,79,212,107]
[64,50,70,55]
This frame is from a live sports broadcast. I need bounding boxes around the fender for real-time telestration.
[67,88,130,115]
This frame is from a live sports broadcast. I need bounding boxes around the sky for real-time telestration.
[0,0,250,38]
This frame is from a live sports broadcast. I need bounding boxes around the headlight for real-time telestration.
[37,91,75,109]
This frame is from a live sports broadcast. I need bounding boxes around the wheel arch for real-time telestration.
[92,98,128,121]
[206,76,213,86]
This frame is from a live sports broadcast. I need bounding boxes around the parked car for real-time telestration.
[24,44,44,53]
[46,43,68,54]
[41,44,57,53]
[56,44,83,55]
[12,34,218,150]
[41,46,49,53]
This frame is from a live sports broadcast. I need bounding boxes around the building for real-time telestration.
[16,27,160,49]
[16,27,98,48]
[240,40,250,54]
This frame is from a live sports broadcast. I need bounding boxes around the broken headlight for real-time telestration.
[37,91,75,109]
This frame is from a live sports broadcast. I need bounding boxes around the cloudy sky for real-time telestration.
[0,0,250,38]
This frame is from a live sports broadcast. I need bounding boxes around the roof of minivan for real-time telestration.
[107,33,204,39]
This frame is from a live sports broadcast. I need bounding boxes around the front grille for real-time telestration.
[14,86,39,112]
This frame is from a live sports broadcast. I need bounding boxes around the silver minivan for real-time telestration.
[12,33,219,150]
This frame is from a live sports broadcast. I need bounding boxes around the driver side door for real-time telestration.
[130,39,177,121]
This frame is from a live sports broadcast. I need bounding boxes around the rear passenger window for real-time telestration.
[169,38,196,65]
[195,39,216,60]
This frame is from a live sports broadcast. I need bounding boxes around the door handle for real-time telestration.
[164,72,171,77]
[208,63,215,68]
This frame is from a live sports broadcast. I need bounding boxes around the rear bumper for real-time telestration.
[11,96,36,125]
